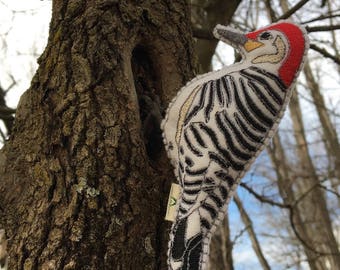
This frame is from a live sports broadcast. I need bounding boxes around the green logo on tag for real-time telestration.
[170,197,177,206]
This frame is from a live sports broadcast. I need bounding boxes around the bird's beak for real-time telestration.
[213,24,264,52]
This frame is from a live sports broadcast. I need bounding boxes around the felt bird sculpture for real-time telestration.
[161,21,309,270]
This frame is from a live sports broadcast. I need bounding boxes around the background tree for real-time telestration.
[0,0,196,268]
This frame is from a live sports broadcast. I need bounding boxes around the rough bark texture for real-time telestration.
[0,1,196,269]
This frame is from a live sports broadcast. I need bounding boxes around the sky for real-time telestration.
[1,1,339,269]
[0,0,51,107]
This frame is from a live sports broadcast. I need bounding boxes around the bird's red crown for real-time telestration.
[246,22,308,87]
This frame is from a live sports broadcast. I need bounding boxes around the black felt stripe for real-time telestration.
[247,80,278,116]
[201,202,217,219]
[220,111,257,153]
[200,218,211,230]
[182,196,196,205]
[189,124,207,148]
[204,81,214,122]
[214,113,252,160]
[215,170,234,188]
[250,66,287,91]
[185,156,194,167]
[205,177,214,185]
[184,130,203,157]
[184,83,208,125]
[185,179,203,186]
[240,69,283,105]
[172,217,187,259]
[199,123,244,171]
[219,185,229,200]
[234,113,264,143]
[185,166,207,176]
[209,152,229,170]
[183,188,201,195]
[240,78,274,127]
[221,76,231,105]
[183,234,202,270]
[179,162,184,172]
[210,193,223,208]
[215,79,224,106]
[179,206,187,214]
[233,83,267,133]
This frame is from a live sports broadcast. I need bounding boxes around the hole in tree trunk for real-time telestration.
[131,45,164,163]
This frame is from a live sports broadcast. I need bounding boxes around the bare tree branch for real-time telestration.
[275,0,310,21]
[310,43,340,65]
[306,24,340,32]
[234,194,271,270]
[0,106,15,115]
[240,182,288,208]
[318,184,340,199]
[301,12,340,24]
[264,0,277,22]
[0,85,15,135]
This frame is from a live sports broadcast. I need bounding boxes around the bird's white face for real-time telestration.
[243,30,288,67]
[213,25,289,71]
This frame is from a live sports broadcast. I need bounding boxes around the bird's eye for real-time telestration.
[259,32,272,40]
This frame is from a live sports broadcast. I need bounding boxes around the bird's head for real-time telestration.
[213,21,309,87]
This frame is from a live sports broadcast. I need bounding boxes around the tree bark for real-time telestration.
[192,0,241,72]
[0,1,196,269]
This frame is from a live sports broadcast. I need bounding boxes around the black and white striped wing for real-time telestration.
[164,67,290,270]
[178,68,287,177]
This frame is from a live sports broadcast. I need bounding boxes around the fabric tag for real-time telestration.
[165,183,181,222]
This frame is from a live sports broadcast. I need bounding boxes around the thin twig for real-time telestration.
[231,225,249,245]
[240,182,288,208]
[0,106,16,115]
[318,184,340,199]
[301,12,340,24]
[264,0,277,22]
[306,24,340,32]
[275,0,310,21]
[310,43,340,65]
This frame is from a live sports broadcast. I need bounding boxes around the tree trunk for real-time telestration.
[289,91,340,269]
[303,59,340,189]
[192,0,241,72]
[0,1,196,269]
[209,215,234,270]
[233,194,270,270]
[267,135,319,270]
